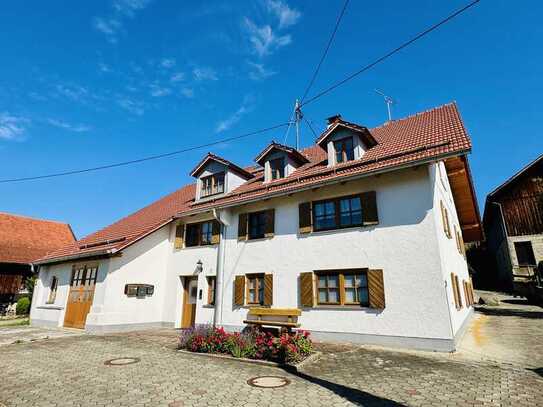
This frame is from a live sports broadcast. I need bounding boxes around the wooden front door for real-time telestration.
[181,277,198,328]
[64,264,98,329]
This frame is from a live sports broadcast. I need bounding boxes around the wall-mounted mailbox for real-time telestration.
[125,284,154,297]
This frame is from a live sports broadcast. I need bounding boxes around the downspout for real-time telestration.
[212,208,226,327]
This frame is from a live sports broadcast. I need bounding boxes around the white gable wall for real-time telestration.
[430,161,473,338]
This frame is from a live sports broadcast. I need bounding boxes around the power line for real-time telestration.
[303,116,319,138]
[0,123,290,184]
[301,0,481,107]
[300,0,350,103]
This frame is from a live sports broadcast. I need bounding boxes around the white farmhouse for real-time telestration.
[31,103,482,352]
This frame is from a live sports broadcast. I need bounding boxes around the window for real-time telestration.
[333,137,354,164]
[515,241,536,266]
[201,172,225,197]
[46,276,58,304]
[269,158,285,180]
[247,274,264,305]
[317,270,369,307]
[185,221,216,247]
[207,277,216,305]
[70,265,98,287]
[314,195,363,231]
[249,211,267,239]
[440,201,452,238]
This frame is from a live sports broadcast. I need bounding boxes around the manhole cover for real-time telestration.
[247,376,290,388]
[104,357,140,366]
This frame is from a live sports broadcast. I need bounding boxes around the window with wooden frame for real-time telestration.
[333,136,354,164]
[200,172,225,197]
[269,157,285,180]
[185,220,219,247]
[70,264,98,287]
[249,211,267,239]
[246,274,264,305]
[314,195,363,231]
[207,276,216,306]
[316,270,369,307]
[514,241,536,266]
[450,273,463,310]
[46,276,58,304]
[440,200,452,238]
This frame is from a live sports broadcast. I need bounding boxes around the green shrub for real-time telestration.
[16,297,31,315]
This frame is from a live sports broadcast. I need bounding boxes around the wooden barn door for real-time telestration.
[64,264,98,329]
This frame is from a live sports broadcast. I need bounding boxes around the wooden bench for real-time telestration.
[243,307,302,332]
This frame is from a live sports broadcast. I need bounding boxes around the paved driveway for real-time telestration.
[0,325,83,346]
[0,295,541,406]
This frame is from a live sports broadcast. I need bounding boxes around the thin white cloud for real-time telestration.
[47,119,91,133]
[215,95,255,133]
[170,72,185,82]
[247,61,277,80]
[160,58,176,68]
[149,83,172,97]
[180,88,194,98]
[243,17,291,57]
[113,0,152,17]
[193,67,218,81]
[0,113,28,141]
[117,97,145,115]
[94,0,151,43]
[98,62,112,73]
[265,0,301,29]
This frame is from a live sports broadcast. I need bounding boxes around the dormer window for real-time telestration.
[201,172,225,197]
[270,158,285,180]
[334,137,354,164]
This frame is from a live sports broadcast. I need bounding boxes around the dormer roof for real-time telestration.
[254,141,310,166]
[190,152,253,179]
[316,116,378,149]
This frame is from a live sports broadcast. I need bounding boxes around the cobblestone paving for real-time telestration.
[0,297,541,406]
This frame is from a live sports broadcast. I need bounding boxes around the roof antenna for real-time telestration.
[375,89,395,122]
[294,99,303,150]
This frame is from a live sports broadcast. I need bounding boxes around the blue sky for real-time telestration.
[1,0,541,238]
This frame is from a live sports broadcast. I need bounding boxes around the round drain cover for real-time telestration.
[247,376,290,388]
[104,357,140,366]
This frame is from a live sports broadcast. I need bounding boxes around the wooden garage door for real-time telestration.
[64,264,98,329]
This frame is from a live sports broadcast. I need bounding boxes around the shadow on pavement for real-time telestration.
[476,307,543,319]
[529,367,543,378]
[281,365,406,406]
[502,299,542,307]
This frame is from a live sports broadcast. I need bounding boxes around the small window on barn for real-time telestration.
[47,276,58,304]
[514,241,536,266]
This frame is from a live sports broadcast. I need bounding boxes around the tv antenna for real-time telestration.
[375,89,395,121]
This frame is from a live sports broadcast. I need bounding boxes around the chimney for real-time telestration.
[326,114,342,125]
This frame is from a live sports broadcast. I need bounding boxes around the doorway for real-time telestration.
[181,277,198,328]
[64,264,98,329]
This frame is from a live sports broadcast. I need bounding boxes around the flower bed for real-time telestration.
[178,325,313,364]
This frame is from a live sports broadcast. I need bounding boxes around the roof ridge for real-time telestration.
[0,211,71,226]
[370,102,457,131]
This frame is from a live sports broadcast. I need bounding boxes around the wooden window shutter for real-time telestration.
[300,272,314,307]
[211,220,221,244]
[463,280,469,306]
[451,273,459,309]
[440,201,451,238]
[237,213,248,241]
[455,274,463,308]
[298,202,312,234]
[174,224,185,249]
[264,209,275,238]
[454,226,460,253]
[361,191,379,225]
[263,274,273,306]
[368,269,386,309]
[234,275,245,306]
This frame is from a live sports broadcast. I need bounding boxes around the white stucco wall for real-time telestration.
[216,167,453,342]
[30,259,110,328]
[430,161,472,336]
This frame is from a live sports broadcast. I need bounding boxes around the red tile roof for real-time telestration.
[37,102,472,264]
[0,212,75,264]
[190,153,254,179]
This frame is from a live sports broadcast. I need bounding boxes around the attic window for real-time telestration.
[201,172,225,197]
[270,158,285,180]
[334,137,354,164]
